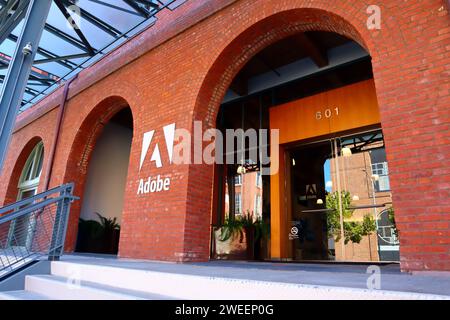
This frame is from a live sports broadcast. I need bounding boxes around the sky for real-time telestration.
[324,159,332,193]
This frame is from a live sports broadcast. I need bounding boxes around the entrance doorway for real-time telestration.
[75,108,133,255]
[211,30,399,263]
[287,129,397,262]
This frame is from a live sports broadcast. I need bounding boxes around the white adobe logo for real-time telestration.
[139,123,176,171]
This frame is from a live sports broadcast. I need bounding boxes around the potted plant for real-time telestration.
[219,211,269,260]
[95,213,121,254]
[76,218,104,253]
[75,213,121,254]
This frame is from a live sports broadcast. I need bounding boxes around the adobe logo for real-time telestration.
[137,123,175,195]
[139,123,176,170]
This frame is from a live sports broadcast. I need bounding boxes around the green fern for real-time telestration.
[219,210,269,244]
[95,212,120,231]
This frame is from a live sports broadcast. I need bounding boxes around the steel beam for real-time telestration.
[54,0,96,55]
[44,23,94,53]
[123,0,150,17]
[0,0,52,171]
[134,0,160,9]
[7,33,78,69]
[0,0,31,45]
[61,0,122,38]
[34,52,91,65]
[90,0,141,16]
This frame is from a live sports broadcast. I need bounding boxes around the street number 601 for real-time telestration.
[316,107,339,120]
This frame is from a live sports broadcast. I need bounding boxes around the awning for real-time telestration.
[0,0,186,112]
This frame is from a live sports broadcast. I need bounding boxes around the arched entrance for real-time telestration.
[192,9,399,263]
[63,97,134,254]
[75,108,133,255]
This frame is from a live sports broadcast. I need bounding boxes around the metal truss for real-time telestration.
[0,0,185,111]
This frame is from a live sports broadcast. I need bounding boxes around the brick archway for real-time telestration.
[193,8,370,127]
[185,1,450,272]
[184,5,382,263]
[63,96,134,251]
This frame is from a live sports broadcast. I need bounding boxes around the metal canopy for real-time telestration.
[0,0,185,112]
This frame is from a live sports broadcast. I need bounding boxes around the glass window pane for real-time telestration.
[33,146,44,179]
[235,193,241,214]
[19,142,44,186]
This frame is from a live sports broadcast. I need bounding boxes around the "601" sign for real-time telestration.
[316,107,340,120]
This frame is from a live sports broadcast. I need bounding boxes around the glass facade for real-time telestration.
[288,130,397,261]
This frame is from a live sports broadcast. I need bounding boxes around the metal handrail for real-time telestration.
[0,183,78,279]
[0,195,73,224]
[0,184,71,215]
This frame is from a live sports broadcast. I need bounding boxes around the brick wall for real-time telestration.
[0,0,448,271]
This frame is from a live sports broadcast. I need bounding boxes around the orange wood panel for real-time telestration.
[270,144,285,259]
[270,79,381,145]
[269,79,380,259]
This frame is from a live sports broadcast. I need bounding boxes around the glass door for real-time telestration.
[289,129,398,262]
[289,140,332,261]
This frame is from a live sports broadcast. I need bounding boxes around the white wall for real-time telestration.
[79,121,132,225]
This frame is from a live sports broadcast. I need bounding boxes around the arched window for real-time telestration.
[17,142,44,200]
[7,142,44,249]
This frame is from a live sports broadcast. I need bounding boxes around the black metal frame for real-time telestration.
[0,0,186,111]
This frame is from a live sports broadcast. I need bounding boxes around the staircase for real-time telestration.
[1,259,449,300]
[0,184,77,279]
[0,260,176,300]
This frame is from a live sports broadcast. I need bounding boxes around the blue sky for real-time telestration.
[324,159,332,192]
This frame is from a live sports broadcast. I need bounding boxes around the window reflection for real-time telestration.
[225,171,263,219]
[289,130,398,262]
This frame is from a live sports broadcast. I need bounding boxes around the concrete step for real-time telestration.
[2,260,448,300]
[50,260,449,300]
[0,290,51,300]
[25,274,175,300]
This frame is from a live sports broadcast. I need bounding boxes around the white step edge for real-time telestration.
[51,261,450,300]
[0,290,51,300]
[25,274,172,300]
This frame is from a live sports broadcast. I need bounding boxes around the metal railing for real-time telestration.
[0,183,77,279]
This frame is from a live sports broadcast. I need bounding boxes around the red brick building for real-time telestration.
[0,0,449,272]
